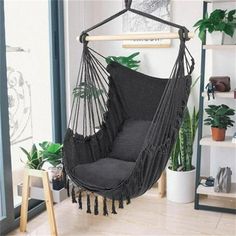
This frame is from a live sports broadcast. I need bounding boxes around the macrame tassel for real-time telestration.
[103,197,108,216]
[126,195,131,205]
[94,196,99,215]
[86,194,91,214]
[112,198,117,214]
[71,186,77,203]
[119,196,124,209]
[66,179,70,197]
[78,191,82,209]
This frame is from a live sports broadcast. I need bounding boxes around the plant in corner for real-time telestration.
[167,77,200,203]
[20,142,64,189]
[193,9,236,42]
[204,104,235,141]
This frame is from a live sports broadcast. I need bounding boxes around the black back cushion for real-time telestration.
[107,62,169,121]
[109,119,151,162]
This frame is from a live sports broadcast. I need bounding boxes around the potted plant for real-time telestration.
[204,104,235,141]
[167,107,199,203]
[167,77,200,203]
[20,142,63,189]
[20,144,45,187]
[194,9,236,44]
[39,141,64,190]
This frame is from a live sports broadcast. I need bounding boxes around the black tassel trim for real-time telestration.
[78,191,82,209]
[119,196,124,209]
[94,196,99,215]
[71,186,77,203]
[86,194,91,214]
[126,195,131,205]
[112,198,117,214]
[66,179,70,197]
[103,197,108,216]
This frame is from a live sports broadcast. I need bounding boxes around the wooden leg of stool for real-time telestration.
[20,170,30,232]
[42,171,58,236]
[158,171,166,198]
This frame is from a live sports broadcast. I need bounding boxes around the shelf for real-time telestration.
[197,182,236,199]
[200,136,236,148]
[203,45,236,50]
[202,91,235,99]
[17,183,68,203]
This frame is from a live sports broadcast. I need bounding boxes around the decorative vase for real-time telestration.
[222,32,236,45]
[211,127,226,141]
[167,167,196,203]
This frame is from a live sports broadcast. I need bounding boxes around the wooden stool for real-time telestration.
[20,169,58,236]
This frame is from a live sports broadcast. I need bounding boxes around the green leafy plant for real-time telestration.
[105,52,140,70]
[20,144,43,170]
[170,77,200,172]
[194,9,236,41]
[170,107,199,171]
[204,104,235,129]
[73,82,104,99]
[39,141,63,167]
[20,142,63,169]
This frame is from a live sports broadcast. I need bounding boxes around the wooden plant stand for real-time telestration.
[20,169,58,236]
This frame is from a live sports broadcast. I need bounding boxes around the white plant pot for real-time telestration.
[167,167,196,203]
[210,32,223,45]
[222,33,236,45]
[30,176,43,188]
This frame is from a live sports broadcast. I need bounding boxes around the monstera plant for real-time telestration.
[105,52,140,70]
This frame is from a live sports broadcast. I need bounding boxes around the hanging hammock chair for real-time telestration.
[63,0,195,215]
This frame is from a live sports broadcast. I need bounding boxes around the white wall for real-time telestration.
[64,0,236,179]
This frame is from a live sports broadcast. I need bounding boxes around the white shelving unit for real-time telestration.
[202,91,235,99]
[203,45,236,50]
[197,182,236,199]
[195,0,236,214]
[200,136,236,148]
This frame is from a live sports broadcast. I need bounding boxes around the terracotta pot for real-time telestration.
[211,127,226,141]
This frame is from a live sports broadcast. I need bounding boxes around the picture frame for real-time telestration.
[123,0,171,48]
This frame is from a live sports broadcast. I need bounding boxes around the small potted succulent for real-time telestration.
[194,9,236,44]
[204,104,235,141]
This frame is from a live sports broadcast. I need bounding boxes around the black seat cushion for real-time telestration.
[72,158,135,189]
[109,119,151,162]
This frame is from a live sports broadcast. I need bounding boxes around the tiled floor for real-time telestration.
[8,188,236,236]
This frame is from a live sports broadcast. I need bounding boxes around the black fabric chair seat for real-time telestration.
[72,158,135,189]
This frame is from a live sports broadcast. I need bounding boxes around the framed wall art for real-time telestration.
[123,0,171,48]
